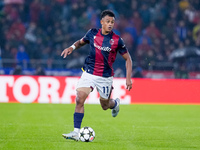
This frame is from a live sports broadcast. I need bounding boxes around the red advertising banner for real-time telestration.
[0,75,200,104]
[128,78,200,104]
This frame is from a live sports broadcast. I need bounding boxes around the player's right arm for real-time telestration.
[61,38,87,58]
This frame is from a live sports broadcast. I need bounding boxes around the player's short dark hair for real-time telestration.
[100,10,115,20]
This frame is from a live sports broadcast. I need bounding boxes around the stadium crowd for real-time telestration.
[0,0,200,77]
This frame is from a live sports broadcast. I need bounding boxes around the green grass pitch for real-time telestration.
[0,103,200,150]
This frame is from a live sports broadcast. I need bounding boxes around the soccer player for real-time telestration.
[61,10,132,141]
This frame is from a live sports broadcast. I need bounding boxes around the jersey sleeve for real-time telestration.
[117,38,128,55]
[82,29,91,44]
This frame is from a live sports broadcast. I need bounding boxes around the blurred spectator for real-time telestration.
[53,46,64,69]
[174,61,189,79]
[139,3,151,28]
[78,12,90,31]
[6,18,25,41]
[144,49,157,70]
[1,43,14,68]
[53,28,65,45]
[193,21,200,41]
[137,38,152,53]
[176,20,187,41]
[132,66,143,78]
[179,0,190,11]
[145,21,161,39]
[173,33,181,47]
[13,65,23,75]
[24,22,37,43]
[41,46,52,68]
[169,10,179,28]
[121,32,134,56]
[136,37,152,68]
[195,38,200,49]
[16,45,29,69]
[184,6,196,24]
[30,0,41,23]
[35,66,46,76]
[184,38,193,47]
[124,22,137,43]
[131,11,143,35]
[192,10,200,24]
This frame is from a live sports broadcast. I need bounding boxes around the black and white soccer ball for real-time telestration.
[79,126,95,142]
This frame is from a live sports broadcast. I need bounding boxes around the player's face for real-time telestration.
[101,15,115,34]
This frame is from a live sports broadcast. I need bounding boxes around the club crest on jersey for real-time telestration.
[110,39,114,45]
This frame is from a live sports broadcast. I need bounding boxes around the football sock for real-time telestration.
[111,99,117,109]
[74,128,80,133]
[74,112,84,130]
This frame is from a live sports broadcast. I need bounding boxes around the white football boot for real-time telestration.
[62,131,79,141]
[111,98,120,117]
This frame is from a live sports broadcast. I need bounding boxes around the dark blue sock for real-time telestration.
[74,112,84,129]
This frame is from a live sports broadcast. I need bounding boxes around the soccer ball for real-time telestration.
[79,126,95,142]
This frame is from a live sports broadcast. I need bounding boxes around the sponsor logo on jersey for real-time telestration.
[94,43,112,52]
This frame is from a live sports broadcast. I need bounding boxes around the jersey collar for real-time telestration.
[99,28,113,37]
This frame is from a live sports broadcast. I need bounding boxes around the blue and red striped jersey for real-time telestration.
[82,28,128,77]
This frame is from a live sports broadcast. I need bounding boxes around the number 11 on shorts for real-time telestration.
[103,86,109,96]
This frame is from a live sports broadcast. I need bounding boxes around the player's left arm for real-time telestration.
[122,52,132,91]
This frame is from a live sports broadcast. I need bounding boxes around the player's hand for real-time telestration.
[126,79,132,91]
[61,47,73,58]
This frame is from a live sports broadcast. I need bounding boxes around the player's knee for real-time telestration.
[76,92,86,107]
[76,97,83,106]
[76,96,85,106]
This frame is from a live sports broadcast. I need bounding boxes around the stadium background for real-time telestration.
[0,0,200,104]
[0,0,200,78]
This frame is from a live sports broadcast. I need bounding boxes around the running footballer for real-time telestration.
[61,10,132,141]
